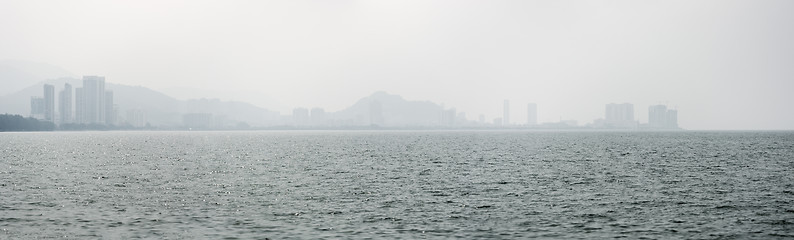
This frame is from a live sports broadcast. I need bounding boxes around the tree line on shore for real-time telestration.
[0,114,157,131]
[0,114,55,131]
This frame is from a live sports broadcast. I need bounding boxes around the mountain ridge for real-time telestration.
[0,61,452,127]
[1,80,450,127]
[0,78,282,127]
[0,60,77,96]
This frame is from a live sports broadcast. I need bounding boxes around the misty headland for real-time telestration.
[1,62,685,131]
[2,2,794,238]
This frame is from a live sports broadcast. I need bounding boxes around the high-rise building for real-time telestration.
[666,109,678,129]
[456,112,467,124]
[648,105,668,128]
[493,117,503,126]
[292,108,309,126]
[503,100,510,126]
[441,108,456,126]
[59,83,72,124]
[183,113,213,129]
[648,105,678,129]
[77,76,106,124]
[126,109,146,128]
[605,103,635,128]
[75,88,84,124]
[105,91,115,125]
[310,107,325,126]
[527,103,537,125]
[43,84,55,122]
[30,97,44,119]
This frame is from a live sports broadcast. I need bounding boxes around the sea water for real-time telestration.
[1,131,793,239]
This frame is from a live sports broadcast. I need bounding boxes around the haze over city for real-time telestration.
[4,2,794,239]
[2,0,793,130]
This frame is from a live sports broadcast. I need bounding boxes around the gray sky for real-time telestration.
[2,0,793,130]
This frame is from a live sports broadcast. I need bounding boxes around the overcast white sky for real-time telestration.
[2,0,793,130]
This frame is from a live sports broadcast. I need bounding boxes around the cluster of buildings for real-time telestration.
[29,76,147,128]
[602,103,637,128]
[287,106,372,127]
[29,85,55,122]
[291,107,328,127]
[31,76,114,125]
[27,77,678,130]
[490,100,678,129]
[590,103,678,129]
[278,99,678,129]
[182,113,215,129]
[648,104,678,129]
[488,100,539,127]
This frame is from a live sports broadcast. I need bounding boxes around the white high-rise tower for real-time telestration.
[526,103,537,125]
[503,100,510,126]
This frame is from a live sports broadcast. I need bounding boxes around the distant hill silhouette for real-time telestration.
[0,60,77,96]
[160,86,287,114]
[0,61,456,128]
[182,98,281,126]
[331,91,444,127]
[0,78,280,127]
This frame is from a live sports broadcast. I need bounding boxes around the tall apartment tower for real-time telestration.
[75,88,84,124]
[648,105,678,129]
[77,76,106,124]
[30,97,44,119]
[441,108,456,126]
[310,107,325,126]
[59,83,72,124]
[503,100,510,126]
[292,108,309,126]
[665,109,678,128]
[526,103,537,125]
[605,103,634,122]
[43,84,55,122]
[126,109,147,128]
[605,103,635,128]
[105,91,114,125]
[648,105,668,128]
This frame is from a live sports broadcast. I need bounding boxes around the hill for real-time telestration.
[331,91,445,127]
[0,79,280,127]
[0,60,77,96]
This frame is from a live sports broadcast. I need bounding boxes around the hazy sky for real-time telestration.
[2,0,793,130]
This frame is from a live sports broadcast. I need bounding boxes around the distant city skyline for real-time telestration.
[2,1,793,130]
[58,83,72,124]
[27,76,116,125]
[24,76,683,130]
